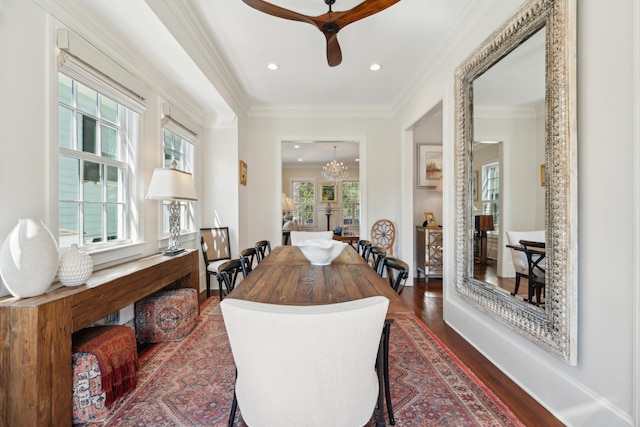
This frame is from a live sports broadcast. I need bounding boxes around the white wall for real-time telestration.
[394,1,638,426]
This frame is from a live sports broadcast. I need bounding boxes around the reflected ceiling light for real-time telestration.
[369,63,382,71]
[267,62,279,70]
[294,144,300,148]
[321,146,348,182]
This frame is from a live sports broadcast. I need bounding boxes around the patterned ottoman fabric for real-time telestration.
[135,288,198,343]
[72,352,116,424]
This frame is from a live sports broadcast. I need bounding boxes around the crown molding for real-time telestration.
[148,0,250,117]
[248,105,394,119]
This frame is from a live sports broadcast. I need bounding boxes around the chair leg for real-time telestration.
[228,368,238,426]
[206,273,211,298]
[383,321,395,425]
[228,392,237,427]
[512,274,521,296]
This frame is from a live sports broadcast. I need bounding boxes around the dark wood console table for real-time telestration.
[0,249,199,426]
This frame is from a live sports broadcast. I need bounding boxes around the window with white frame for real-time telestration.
[481,162,500,234]
[160,123,196,235]
[58,72,140,249]
[342,181,360,226]
[292,180,315,226]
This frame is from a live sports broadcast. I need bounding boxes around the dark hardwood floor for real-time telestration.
[401,278,564,427]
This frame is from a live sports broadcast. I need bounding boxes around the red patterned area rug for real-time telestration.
[98,299,524,426]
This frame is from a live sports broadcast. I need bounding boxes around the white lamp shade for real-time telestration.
[146,168,198,201]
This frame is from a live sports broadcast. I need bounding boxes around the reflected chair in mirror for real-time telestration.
[200,227,231,298]
[379,257,410,295]
[254,240,271,263]
[505,230,545,297]
[357,239,371,259]
[371,219,396,255]
[216,259,249,300]
[221,296,389,427]
[239,248,258,274]
[520,239,546,306]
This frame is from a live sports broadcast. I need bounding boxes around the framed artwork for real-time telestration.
[424,212,438,228]
[417,144,443,189]
[239,160,247,186]
[320,183,337,203]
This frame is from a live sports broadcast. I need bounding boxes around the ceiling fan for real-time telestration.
[241,0,401,67]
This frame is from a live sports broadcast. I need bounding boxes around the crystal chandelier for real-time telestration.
[321,145,349,182]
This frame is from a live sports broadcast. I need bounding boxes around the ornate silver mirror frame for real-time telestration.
[454,0,577,364]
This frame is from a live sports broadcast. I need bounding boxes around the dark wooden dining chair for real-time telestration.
[239,247,258,273]
[366,245,386,273]
[520,239,546,306]
[216,259,249,300]
[356,239,371,258]
[254,240,271,263]
[200,227,231,298]
[379,257,410,295]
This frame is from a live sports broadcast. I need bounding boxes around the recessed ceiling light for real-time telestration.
[369,63,382,71]
[267,62,279,71]
[298,158,303,162]
[294,145,300,149]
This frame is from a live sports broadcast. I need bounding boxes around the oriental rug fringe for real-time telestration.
[97,298,524,426]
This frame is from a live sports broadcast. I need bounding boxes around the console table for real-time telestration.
[416,226,443,281]
[0,249,199,426]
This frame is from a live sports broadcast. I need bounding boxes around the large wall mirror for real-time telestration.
[454,0,577,364]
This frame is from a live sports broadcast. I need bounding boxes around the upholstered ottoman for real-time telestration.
[72,325,139,424]
[135,288,198,343]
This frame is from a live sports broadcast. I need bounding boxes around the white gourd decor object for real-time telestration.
[0,218,59,298]
[58,244,93,287]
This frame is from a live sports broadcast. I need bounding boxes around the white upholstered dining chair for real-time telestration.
[290,230,333,245]
[220,296,389,427]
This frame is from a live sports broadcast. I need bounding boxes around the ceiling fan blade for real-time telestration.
[325,34,343,67]
[241,0,315,26]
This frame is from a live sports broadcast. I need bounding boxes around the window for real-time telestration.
[58,73,139,248]
[481,162,500,233]
[342,181,360,226]
[292,180,315,226]
[161,127,196,235]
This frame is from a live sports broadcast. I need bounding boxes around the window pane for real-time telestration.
[106,204,122,241]
[101,124,117,158]
[78,114,97,154]
[59,106,74,149]
[101,97,117,124]
[59,74,73,107]
[59,156,80,200]
[106,165,120,203]
[59,202,79,246]
[84,203,103,244]
[84,161,102,201]
[77,83,97,116]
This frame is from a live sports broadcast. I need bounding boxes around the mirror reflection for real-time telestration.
[471,28,546,306]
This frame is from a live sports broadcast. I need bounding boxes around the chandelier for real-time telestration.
[321,145,349,182]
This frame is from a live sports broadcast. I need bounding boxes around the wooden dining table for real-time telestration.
[224,244,412,426]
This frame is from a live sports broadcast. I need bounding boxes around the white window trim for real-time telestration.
[55,29,146,263]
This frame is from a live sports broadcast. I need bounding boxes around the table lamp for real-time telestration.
[146,162,198,255]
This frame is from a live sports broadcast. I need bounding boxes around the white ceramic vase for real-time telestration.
[58,244,93,287]
[0,218,59,298]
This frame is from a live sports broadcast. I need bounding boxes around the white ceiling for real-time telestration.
[56,0,527,164]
